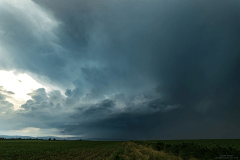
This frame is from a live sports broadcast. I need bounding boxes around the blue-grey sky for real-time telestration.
[0,0,240,140]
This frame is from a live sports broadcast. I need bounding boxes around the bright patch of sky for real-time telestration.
[0,70,66,110]
[0,127,84,138]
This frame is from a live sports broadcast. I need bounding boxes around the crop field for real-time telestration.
[0,140,124,160]
[1,139,240,160]
[0,140,199,160]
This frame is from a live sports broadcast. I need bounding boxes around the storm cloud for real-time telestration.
[0,0,239,140]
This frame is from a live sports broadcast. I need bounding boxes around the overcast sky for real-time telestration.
[0,0,240,140]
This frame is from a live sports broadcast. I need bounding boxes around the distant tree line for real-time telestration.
[0,137,43,140]
[0,137,85,141]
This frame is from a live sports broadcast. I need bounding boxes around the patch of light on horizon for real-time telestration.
[0,127,84,138]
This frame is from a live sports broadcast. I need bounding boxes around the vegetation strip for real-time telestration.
[131,139,240,160]
[109,141,201,160]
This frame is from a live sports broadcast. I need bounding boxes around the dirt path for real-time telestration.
[117,141,200,160]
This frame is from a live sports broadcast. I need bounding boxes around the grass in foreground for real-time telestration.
[110,141,200,160]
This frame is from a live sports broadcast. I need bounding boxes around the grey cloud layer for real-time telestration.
[0,0,239,139]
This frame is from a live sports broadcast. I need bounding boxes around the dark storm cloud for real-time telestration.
[0,0,240,139]
[75,99,115,117]
[51,96,181,138]
[45,0,240,139]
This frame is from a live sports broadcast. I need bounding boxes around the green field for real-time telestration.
[1,139,240,160]
[0,140,124,160]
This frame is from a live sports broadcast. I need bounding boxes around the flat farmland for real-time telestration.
[0,140,124,160]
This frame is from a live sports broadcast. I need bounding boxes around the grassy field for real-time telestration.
[130,139,240,160]
[110,141,199,160]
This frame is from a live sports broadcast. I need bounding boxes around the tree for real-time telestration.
[53,138,56,141]
[48,138,51,141]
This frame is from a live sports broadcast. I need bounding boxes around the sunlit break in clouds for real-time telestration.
[0,0,240,140]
